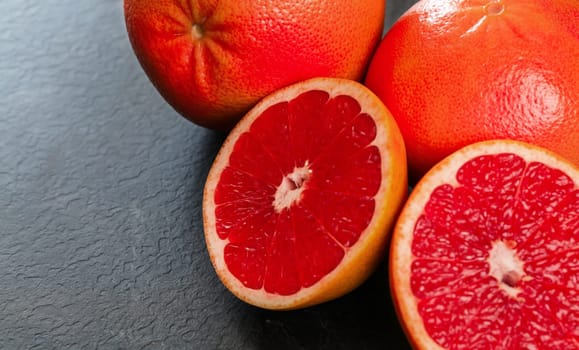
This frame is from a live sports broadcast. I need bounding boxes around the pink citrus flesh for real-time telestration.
[390,139,578,349]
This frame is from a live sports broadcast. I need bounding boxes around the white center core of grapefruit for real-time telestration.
[488,240,525,298]
[273,162,311,212]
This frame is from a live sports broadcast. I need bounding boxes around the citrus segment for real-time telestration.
[390,140,578,349]
[204,77,407,310]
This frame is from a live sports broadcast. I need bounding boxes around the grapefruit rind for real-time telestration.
[389,139,579,349]
[125,0,385,129]
[364,0,579,179]
[203,77,407,310]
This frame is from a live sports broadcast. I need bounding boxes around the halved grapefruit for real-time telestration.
[390,139,578,349]
[203,77,407,310]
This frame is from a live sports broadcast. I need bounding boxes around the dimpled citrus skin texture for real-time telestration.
[365,0,579,179]
[125,0,385,130]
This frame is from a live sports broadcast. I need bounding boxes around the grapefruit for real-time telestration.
[390,139,578,349]
[124,0,385,130]
[203,77,407,310]
[365,0,579,179]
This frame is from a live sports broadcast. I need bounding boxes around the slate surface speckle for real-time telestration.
[0,0,417,348]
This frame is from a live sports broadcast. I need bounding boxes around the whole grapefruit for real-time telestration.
[124,0,385,130]
[365,0,579,179]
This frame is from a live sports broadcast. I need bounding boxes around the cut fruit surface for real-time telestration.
[203,77,407,310]
[390,140,578,349]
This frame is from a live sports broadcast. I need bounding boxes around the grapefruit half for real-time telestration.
[390,139,578,349]
[203,77,407,310]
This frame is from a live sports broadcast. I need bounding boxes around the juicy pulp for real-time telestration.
[411,152,578,348]
[213,90,382,295]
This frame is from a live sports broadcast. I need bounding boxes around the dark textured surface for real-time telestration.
[0,0,417,349]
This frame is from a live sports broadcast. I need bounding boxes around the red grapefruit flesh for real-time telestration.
[390,140,578,349]
[203,77,407,310]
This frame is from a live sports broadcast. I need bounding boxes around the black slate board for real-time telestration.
[0,0,417,348]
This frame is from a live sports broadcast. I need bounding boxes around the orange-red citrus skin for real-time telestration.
[365,0,579,179]
[125,0,385,130]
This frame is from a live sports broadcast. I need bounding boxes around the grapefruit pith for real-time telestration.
[203,77,407,310]
[124,0,385,130]
[390,139,578,349]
